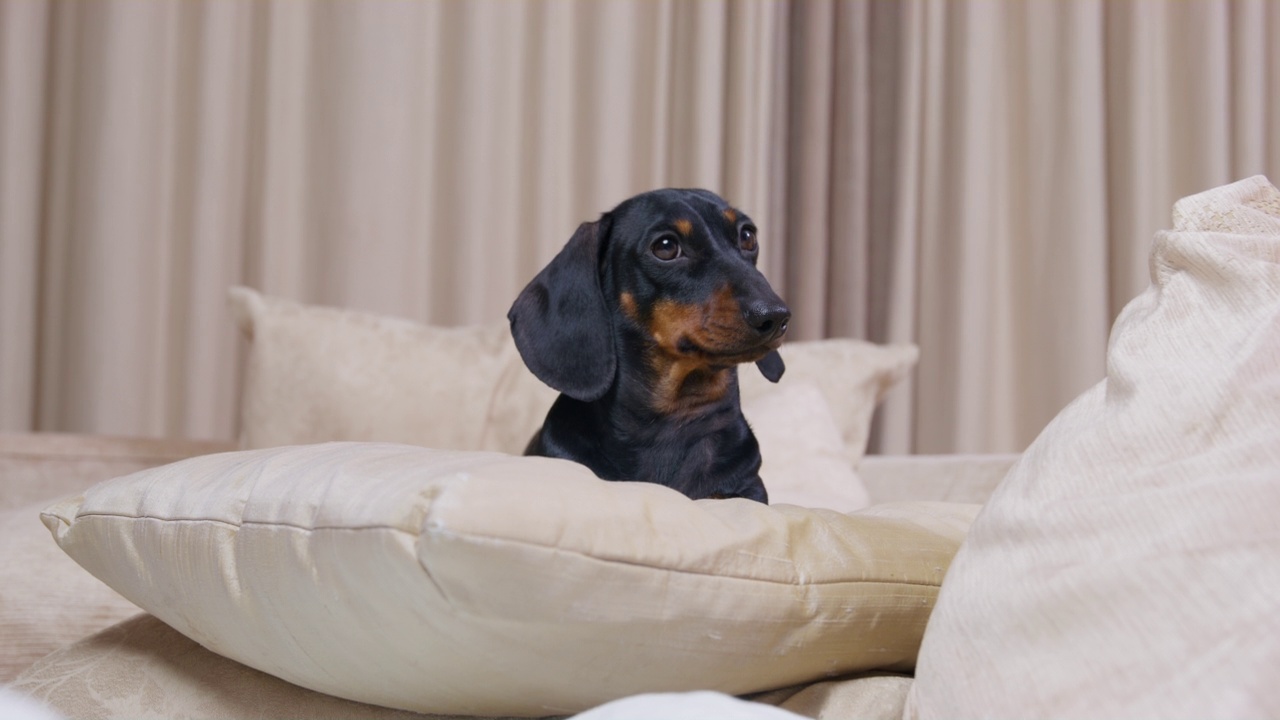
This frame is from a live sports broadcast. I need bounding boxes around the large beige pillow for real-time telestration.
[42,442,977,716]
[230,288,917,464]
[908,176,1280,718]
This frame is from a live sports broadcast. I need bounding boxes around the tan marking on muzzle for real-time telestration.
[644,286,755,415]
[648,287,748,355]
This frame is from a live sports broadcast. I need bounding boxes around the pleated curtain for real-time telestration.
[2,0,1277,454]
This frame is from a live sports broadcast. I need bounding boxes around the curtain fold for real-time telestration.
[0,0,50,432]
[1,0,1277,454]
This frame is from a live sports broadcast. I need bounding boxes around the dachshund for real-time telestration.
[508,188,790,502]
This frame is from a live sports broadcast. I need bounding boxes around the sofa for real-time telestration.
[1,176,1277,719]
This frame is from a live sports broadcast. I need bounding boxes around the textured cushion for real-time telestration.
[908,176,1280,718]
[739,338,918,464]
[42,442,977,716]
[743,383,870,511]
[230,286,554,454]
[230,287,917,464]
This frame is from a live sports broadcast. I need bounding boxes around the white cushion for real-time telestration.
[42,442,976,716]
[744,383,870,511]
[739,338,918,464]
[908,176,1280,718]
[571,691,807,720]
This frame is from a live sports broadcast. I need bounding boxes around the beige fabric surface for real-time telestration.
[0,501,140,683]
[232,286,916,468]
[0,433,234,512]
[231,286,551,454]
[0,432,231,682]
[857,454,1018,506]
[41,441,977,716]
[769,674,912,720]
[11,615,910,720]
[12,614,455,720]
[0,688,60,720]
[739,339,917,464]
[743,383,869,512]
[908,177,1280,718]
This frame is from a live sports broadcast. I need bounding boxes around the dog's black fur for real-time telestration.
[508,189,790,502]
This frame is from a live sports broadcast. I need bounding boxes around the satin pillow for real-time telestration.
[44,442,976,716]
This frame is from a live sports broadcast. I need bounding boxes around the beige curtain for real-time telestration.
[2,0,1277,454]
[776,0,1279,453]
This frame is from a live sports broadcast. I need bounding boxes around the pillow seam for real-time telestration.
[62,512,950,589]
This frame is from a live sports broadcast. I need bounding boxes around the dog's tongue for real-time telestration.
[755,350,785,383]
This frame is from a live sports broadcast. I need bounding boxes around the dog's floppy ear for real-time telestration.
[508,220,616,401]
[755,349,785,383]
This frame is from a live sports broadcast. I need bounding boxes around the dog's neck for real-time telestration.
[609,327,742,421]
[536,329,761,498]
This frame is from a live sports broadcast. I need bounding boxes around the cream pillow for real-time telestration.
[43,442,977,716]
[740,340,917,464]
[230,288,917,465]
[908,177,1280,718]
[229,287,555,454]
[743,383,871,511]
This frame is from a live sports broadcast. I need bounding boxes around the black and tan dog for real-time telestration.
[508,188,790,502]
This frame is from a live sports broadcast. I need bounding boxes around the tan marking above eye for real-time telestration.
[723,208,737,223]
[674,218,693,237]
[619,292,638,319]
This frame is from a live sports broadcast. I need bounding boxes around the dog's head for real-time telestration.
[509,188,790,405]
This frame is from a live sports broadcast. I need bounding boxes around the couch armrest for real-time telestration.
[859,454,1020,505]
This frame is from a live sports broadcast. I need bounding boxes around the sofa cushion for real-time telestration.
[230,287,917,465]
[42,442,977,716]
[744,382,869,511]
[907,176,1280,718]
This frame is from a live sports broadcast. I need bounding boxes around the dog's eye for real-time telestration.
[739,226,758,252]
[651,236,682,261]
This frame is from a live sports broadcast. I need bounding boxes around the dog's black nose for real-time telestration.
[744,303,791,339]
